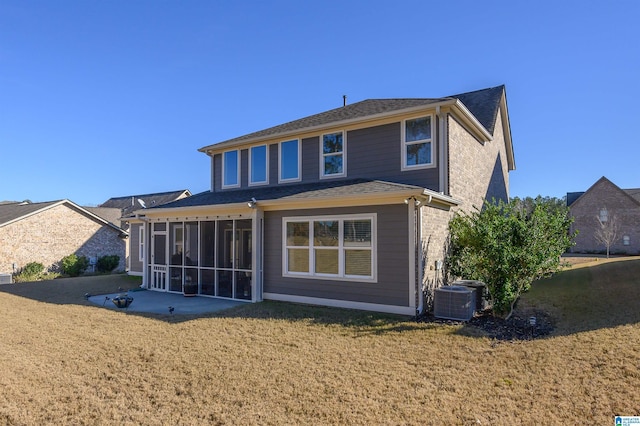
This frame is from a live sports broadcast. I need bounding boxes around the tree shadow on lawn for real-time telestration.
[454,258,640,340]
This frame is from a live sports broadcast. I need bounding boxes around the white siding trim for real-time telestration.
[263,292,414,315]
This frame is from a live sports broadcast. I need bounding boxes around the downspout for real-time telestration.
[436,106,449,195]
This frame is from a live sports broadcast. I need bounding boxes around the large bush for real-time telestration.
[96,255,120,273]
[61,254,89,277]
[446,198,575,318]
[14,262,45,282]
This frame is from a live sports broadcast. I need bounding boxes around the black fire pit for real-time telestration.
[112,294,134,309]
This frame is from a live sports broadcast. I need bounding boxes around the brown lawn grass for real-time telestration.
[0,263,639,425]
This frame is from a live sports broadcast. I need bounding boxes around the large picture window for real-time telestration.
[279,139,301,182]
[321,131,345,177]
[283,214,375,281]
[249,145,268,185]
[223,150,240,188]
[402,115,434,169]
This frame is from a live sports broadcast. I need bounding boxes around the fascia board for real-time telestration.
[449,100,493,143]
[199,99,459,154]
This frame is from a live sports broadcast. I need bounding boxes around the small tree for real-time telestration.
[594,212,619,258]
[447,198,576,318]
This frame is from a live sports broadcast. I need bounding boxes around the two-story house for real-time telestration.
[567,176,640,255]
[129,85,515,315]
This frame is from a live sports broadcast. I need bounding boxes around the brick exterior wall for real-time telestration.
[420,110,510,310]
[569,178,640,255]
[0,203,126,274]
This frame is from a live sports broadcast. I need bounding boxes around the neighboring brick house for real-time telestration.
[130,85,515,315]
[0,200,128,275]
[99,190,191,275]
[567,176,640,255]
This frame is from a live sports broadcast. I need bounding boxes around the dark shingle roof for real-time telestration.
[452,85,505,134]
[624,188,640,203]
[150,179,425,210]
[566,192,585,207]
[0,201,60,226]
[100,190,191,217]
[201,86,506,150]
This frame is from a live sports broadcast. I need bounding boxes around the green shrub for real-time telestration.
[61,254,89,277]
[14,262,45,282]
[96,255,120,273]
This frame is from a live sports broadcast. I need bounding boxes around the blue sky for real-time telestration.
[1,0,638,206]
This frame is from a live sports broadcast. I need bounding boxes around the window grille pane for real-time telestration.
[286,222,309,246]
[315,249,339,274]
[323,133,343,154]
[323,155,343,175]
[345,250,371,276]
[406,142,431,166]
[314,221,339,246]
[288,249,309,272]
[344,220,371,247]
[405,117,431,142]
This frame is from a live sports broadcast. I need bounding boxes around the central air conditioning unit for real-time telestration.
[434,285,475,321]
[0,274,13,285]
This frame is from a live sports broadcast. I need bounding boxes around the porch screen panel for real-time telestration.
[236,219,252,270]
[184,222,198,266]
[217,220,234,269]
[169,223,184,265]
[200,221,215,267]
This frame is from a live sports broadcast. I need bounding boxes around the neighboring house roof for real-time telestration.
[567,176,640,208]
[100,190,192,218]
[0,200,128,235]
[85,207,124,227]
[146,179,460,213]
[198,85,514,170]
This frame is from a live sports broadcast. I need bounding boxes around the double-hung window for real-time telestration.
[402,115,434,169]
[222,150,240,188]
[321,131,345,178]
[249,145,268,185]
[283,214,376,282]
[279,139,301,182]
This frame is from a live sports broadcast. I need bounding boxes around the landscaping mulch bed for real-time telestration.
[419,308,554,341]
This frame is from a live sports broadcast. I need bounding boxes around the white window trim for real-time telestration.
[278,139,301,183]
[401,114,436,171]
[319,131,346,179]
[249,144,269,186]
[138,226,145,262]
[282,213,377,283]
[222,149,240,189]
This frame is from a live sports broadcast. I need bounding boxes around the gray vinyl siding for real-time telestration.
[348,122,439,190]
[214,120,440,192]
[263,204,410,307]
[128,223,143,273]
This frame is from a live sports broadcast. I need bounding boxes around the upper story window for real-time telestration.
[599,208,609,223]
[402,115,434,170]
[279,139,301,183]
[222,150,240,188]
[623,235,630,246]
[249,145,268,185]
[321,131,345,178]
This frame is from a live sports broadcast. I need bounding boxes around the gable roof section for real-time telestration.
[144,179,460,213]
[0,200,128,235]
[100,190,191,217]
[199,86,513,169]
[569,176,640,208]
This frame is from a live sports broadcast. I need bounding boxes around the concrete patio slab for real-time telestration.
[88,289,246,315]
